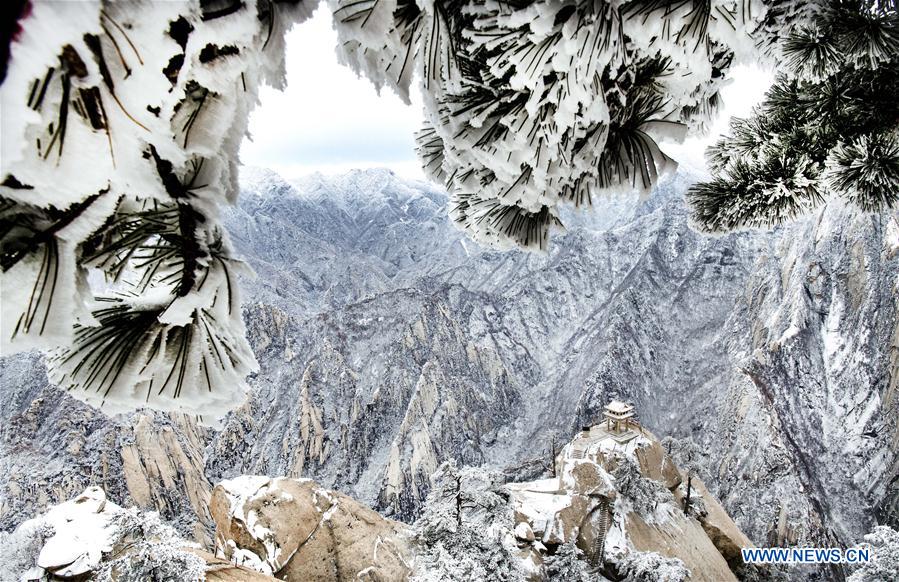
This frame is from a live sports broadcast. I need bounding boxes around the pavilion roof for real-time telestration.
[604,400,634,414]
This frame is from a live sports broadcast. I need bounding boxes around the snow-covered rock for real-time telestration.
[624,511,734,582]
[514,522,535,542]
[121,413,214,544]
[210,476,412,581]
[0,486,244,581]
[510,425,751,581]
[34,486,117,578]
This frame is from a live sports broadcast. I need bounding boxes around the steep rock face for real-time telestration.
[206,289,524,521]
[210,476,412,581]
[510,424,753,582]
[1,168,895,577]
[741,209,899,547]
[658,208,899,554]
[682,476,754,567]
[121,414,213,544]
[623,511,736,582]
[0,354,212,541]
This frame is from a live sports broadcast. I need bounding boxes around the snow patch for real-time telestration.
[35,487,119,577]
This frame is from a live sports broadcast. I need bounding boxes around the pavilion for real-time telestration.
[603,400,635,434]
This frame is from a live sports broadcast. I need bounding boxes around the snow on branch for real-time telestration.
[689,1,899,232]
[329,0,763,249]
[1,0,315,422]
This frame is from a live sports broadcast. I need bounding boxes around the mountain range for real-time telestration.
[1,167,896,572]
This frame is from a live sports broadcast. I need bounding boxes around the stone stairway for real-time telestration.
[591,498,611,567]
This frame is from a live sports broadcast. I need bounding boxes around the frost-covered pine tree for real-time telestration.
[0,517,55,577]
[612,457,665,517]
[615,550,690,582]
[3,0,894,418]
[688,1,899,231]
[412,461,523,581]
[848,526,899,582]
[543,542,591,581]
[661,436,708,480]
[93,508,207,582]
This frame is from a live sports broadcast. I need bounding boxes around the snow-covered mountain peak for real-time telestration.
[238,166,297,199]
[239,166,446,224]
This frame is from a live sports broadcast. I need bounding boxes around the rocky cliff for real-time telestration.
[1,168,896,581]
[507,424,757,581]
[211,476,412,581]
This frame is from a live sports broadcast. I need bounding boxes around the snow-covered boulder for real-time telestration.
[507,478,610,558]
[210,476,412,581]
[514,522,536,542]
[34,486,118,578]
[0,486,245,581]
[567,460,617,498]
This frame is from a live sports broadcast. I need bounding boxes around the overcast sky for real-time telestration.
[240,7,772,181]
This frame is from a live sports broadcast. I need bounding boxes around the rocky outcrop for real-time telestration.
[210,476,412,581]
[121,414,213,545]
[681,476,754,568]
[0,486,238,581]
[187,549,279,582]
[510,423,753,581]
[624,510,737,582]
[0,356,212,543]
[633,435,682,490]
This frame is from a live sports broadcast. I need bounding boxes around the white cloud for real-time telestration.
[240,7,425,180]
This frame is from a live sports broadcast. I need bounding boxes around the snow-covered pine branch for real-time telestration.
[330,0,762,249]
[1,1,314,422]
[689,1,899,231]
